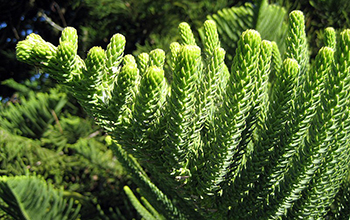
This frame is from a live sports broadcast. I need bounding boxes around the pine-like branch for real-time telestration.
[15,8,350,219]
[199,30,261,199]
[228,58,299,219]
[163,45,201,183]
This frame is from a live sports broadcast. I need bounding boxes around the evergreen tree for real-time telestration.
[14,6,350,219]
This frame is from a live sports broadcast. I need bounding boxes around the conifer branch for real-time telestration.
[110,142,186,220]
[15,8,350,219]
[179,23,197,46]
[200,30,261,198]
[324,27,336,49]
[163,45,201,183]
[228,58,299,219]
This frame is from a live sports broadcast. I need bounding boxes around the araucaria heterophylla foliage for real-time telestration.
[16,9,350,220]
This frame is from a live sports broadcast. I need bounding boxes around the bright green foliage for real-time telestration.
[285,10,309,101]
[0,175,80,219]
[324,27,336,49]
[205,0,287,65]
[123,185,156,220]
[164,45,201,180]
[15,9,350,220]
[123,185,164,220]
[201,29,262,196]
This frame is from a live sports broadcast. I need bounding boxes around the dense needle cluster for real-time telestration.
[15,9,350,220]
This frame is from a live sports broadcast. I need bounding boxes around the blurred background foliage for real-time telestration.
[1,0,350,218]
[0,80,137,219]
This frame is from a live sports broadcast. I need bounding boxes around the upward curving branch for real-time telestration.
[15,6,350,219]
